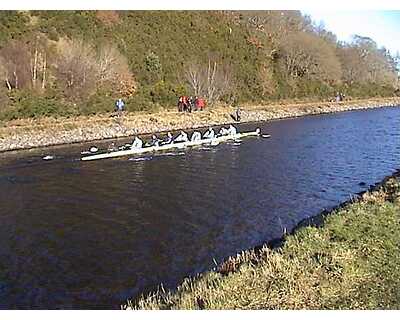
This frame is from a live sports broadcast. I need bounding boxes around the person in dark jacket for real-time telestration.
[235,107,241,122]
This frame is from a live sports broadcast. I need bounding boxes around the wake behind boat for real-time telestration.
[81,127,269,161]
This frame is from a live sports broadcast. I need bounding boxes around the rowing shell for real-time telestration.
[81,129,269,161]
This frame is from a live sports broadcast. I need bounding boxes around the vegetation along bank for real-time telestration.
[125,171,400,309]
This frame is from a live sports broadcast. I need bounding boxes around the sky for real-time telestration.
[302,10,400,56]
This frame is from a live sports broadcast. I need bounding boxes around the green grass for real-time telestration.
[126,176,400,309]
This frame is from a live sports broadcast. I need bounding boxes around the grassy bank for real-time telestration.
[126,174,400,309]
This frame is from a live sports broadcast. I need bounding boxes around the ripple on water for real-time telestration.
[128,156,153,162]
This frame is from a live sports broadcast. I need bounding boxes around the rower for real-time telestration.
[149,134,161,147]
[218,127,229,136]
[227,124,237,135]
[108,142,117,152]
[203,127,215,139]
[131,136,143,149]
[174,130,189,143]
[162,132,173,145]
[191,131,202,142]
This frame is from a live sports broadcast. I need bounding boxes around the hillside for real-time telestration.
[0,11,398,121]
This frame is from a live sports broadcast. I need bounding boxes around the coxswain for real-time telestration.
[203,127,215,139]
[191,131,202,142]
[174,130,189,143]
[131,136,143,149]
[227,124,237,135]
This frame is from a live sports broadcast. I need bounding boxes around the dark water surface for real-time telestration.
[0,107,399,309]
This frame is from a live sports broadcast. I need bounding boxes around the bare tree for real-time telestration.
[338,36,398,86]
[97,45,136,97]
[29,35,49,91]
[0,40,31,90]
[185,63,204,96]
[279,32,342,85]
[185,59,233,106]
[55,38,97,101]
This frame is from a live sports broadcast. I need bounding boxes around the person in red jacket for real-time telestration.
[196,97,205,111]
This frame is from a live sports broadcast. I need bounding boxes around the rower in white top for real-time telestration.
[162,132,173,145]
[203,127,215,139]
[131,136,143,149]
[174,130,189,143]
[227,124,237,135]
[191,131,202,142]
[218,126,229,136]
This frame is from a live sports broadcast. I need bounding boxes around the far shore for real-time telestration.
[1,97,399,152]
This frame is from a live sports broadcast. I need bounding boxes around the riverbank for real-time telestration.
[0,97,399,152]
[125,171,400,310]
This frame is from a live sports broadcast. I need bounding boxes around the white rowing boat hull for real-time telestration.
[81,130,268,161]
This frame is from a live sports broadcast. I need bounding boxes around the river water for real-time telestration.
[0,107,399,309]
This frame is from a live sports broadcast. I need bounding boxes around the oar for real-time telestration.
[262,134,271,138]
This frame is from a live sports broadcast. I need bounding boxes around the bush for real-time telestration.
[0,90,72,120]
[126,90,155,112]
[149,81,186,107]
[80,90,115,115]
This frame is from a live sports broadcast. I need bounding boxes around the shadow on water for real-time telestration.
[0,106,400,309]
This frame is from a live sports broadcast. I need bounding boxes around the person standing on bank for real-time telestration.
[115,98,125,117]
[235,107,241,122]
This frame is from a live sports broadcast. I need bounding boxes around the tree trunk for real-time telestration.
[5,77,12,90]
[42,53,47,90]
[33,45,38,88]
[13,70,18,89]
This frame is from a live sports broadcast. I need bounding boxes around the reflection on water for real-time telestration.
[0,107,399,309]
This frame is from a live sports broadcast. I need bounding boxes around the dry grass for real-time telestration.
[125,177,400,310]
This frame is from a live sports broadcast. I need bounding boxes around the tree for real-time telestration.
[55,38,97,101]
[28,34,50,91]
[279,32,342,85]
[145,51,162,83]
[0,40,31,90]
[338,35,398,86]
[185,62,204,97]
[185,58,233,106]
[97,45,136,97]
[337,46,365,85]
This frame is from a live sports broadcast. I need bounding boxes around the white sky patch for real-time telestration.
[303,10,400,55]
